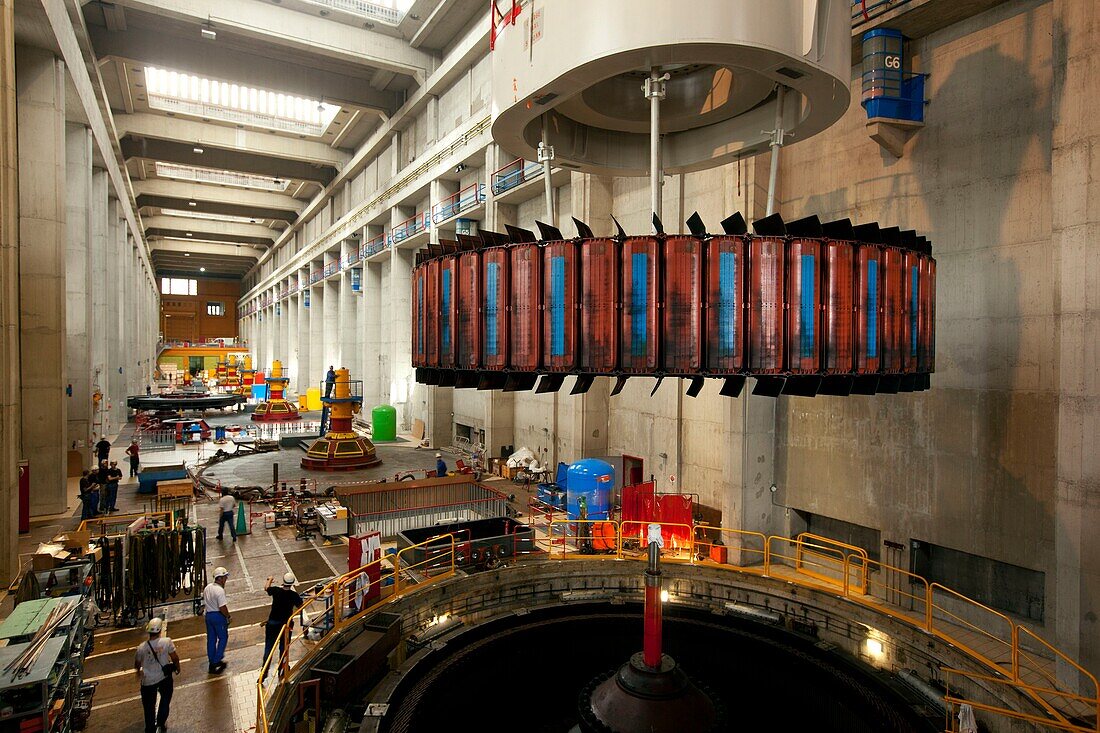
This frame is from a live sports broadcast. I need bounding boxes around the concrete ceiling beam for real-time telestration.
[136,194,297,223]
[89,29,398,114]
[109,0,435,83]
[142,215,278,240]
[116,112,350,168]
[120,135,338,185]
[145,227,273,247]
[150,238,264,257]
[132,178,305,213]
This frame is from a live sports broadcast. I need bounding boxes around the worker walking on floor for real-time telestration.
[216,487,237,541]
[436,452,447,477]
[134,617,179,733]
[203,567,231,674]
[95,435,111,465]
[262,573,303,678]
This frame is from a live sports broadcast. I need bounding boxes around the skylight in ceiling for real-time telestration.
[160,208,260,224]
[299,0,412,23]
[154,162,291,192]
[143,66,341,136]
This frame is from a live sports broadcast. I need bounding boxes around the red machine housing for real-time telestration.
[481,247,510,371]
[456,250,481,370]
[509,244,541,372]
[704,236,745,374]
[855,244,883,375]
[581,238,619,374]
[542,240,577,372]
[662,236,704,375]
[620,237,659,374]
[786,238,823,375]
[746,237,786,374]
[822,240,855,374]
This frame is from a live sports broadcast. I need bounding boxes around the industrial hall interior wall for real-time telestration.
[160,277,240,343]
[0,2,161,583]
[247,0,1095,686]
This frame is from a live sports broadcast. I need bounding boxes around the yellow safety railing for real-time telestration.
[255,524,1099,733]
[256,534,456,732]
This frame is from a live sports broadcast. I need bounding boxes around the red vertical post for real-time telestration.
[642,538,663,668]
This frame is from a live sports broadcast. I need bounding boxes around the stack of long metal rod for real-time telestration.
[3,600,75,679]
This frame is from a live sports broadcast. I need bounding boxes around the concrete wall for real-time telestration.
[160,278,240,342]
[774,0,1057,628]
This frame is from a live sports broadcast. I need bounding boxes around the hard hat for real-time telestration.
[146,618,164,634]
[214,566,229,579]
[435,452,442,458]
[282,572,297,586]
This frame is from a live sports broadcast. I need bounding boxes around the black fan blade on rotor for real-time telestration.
[505,225,537,243]
[652,213,664,235]
[650,377,664,396]
[570,375,595,395]
[686,212,707,238]
[720,212,748,235]
[685,376,705,397]
[786,215,823,238]
[611,216,627,240]
[572,217,594,239]
[852,222,881,244]
[535,220,563,241]
[610,376,629,397]
[879,226,901,247]
[821,218,855,240]
[752,213,786,237]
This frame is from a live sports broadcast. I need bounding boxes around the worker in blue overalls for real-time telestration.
[436,453,448,477]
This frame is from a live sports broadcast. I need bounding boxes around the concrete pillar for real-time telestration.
[309,262,324,392]
[16,46,67,515]
[362,258,383,409]
[296,267,311,395]
[285,288,299,395]
[1053,0,1100,688]
[0,0,22,582]
[389,245,415,430]
[65,123,92,467]
[323,255,340,370]
[340,239,361,380]
[89,172,108,447]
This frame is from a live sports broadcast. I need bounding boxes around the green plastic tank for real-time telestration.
[371,404,397,442]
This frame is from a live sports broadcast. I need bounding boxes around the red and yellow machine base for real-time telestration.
[301,431,381,471]
[251,399,301,422]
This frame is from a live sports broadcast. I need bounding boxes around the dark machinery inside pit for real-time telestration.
[375,603,942,733]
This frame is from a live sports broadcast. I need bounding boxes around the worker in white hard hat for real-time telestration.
[261,572,304,678]
[436,452,447,477]
[134,616,180,733]
[203,567,232,674]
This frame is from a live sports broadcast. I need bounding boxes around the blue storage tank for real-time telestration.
[566,459,614,522]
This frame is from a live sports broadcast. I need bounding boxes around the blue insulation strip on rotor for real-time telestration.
[718,251,736,356]
[911,266,919,357]
[631,253,647,357]
[485,262,499,357]
[550,256,565,356]
[867,260,878,358]
[800,254,815,359]
[442,268,452,352]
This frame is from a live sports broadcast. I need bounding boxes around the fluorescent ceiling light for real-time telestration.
[200,28,217,40]
[161,208,258,224]
[143,66,340,136]
[200,267,206,272]
[155,162,291,192]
